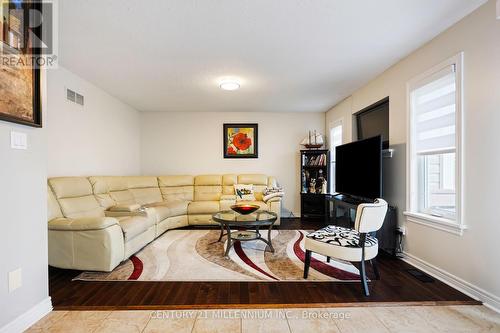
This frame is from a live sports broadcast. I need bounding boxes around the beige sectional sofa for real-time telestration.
[47,174,282,271]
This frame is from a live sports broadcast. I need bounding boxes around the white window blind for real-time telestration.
[411,65,456,154]
[329,122,343,193]
[405,53,464,234]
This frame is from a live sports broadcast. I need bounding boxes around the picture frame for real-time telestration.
[223,123,258,158]
[0,0,42,127]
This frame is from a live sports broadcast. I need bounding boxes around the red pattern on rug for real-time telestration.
[294,231,360,280]
[233,241,279,281]
[128,255,143,280]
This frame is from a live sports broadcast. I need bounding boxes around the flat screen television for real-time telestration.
[335,136,382,200]
[356,98,389,149]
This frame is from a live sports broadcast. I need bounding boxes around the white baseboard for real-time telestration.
[402,252,500,313]
[0,297,52,333]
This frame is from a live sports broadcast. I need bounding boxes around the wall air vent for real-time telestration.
[75,93,84,106]
[66,88,76,102]
[66,88,84,106]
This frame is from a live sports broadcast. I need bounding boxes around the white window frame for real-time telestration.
[329,119,343,194]
[404,53,466,236]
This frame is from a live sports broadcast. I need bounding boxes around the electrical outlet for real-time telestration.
[8,268,22,292]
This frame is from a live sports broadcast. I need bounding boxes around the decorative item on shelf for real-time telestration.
[301,170,308,193]
[321,180,328,194]
[300,130,324,149]
[230,204,260,215]
[223,123,258,158]
[309,178,316,194]
[317,169,325,194]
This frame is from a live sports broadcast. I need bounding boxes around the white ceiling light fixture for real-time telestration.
[219,79,241,91]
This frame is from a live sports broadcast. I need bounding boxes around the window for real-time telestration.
[405,53,465,235]
[329,120,343,193]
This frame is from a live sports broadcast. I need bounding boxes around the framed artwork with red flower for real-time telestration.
[223,123,258,158]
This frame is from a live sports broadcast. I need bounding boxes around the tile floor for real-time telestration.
[26,305,500,333]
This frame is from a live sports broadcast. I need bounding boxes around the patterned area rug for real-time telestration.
[74,229,361,282]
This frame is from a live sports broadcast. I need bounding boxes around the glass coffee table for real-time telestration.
[212,210,278,258]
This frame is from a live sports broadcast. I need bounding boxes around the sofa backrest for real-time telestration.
[194,175,222,201]
[47,174,278,219]
[222,174,237,195]
[236,174,274,201]
[125,176,163,205]
[48,177,104,219]
[47,185,63,221]
[89,176,136,209]
[158,175,194,201]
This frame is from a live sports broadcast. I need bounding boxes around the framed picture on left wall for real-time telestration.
[0,0,42,127]
[223,123,258,158]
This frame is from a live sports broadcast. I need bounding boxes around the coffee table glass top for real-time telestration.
[212,210,277,224]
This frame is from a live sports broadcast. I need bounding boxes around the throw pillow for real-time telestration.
[234,184,256,201]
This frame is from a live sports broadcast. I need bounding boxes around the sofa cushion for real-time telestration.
[117,216,155,242]
[222,174,237,194]
[158,176,194,201]
[110,190,136,206]
[122,176,162,205]
[194,175,222,201]
[58,196,105,219]
[234,184,256,201]
[126,176,159,189]
[238,174,267,186]
[195,175,222,186]
[49,177,93,199]
[144,205,171,222]
[161,201,189,217]
[188,201,220,214]
[130,188,163,205]
[238,174,268,201]
[48,187,63,221]
[49,177,104,219]
[158,175,194,187]
[305,225,378,262]
[89,177,135,209]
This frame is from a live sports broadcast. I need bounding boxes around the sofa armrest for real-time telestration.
[108,204,141,212]
[48,220,124,271]
[104,207,154,219]
[48,217,118,231]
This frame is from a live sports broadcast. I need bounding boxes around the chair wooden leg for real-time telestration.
[371,259,380,280]
[303,250,312,279]
[326,256,331,263]
[360,258,369,296]
[359,233,370,296]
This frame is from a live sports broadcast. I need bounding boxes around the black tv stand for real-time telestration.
[333,194,374,206]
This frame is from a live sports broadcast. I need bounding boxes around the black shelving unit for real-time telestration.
[300,149,330,218]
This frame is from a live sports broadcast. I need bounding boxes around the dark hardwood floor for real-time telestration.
[49,218,480,310]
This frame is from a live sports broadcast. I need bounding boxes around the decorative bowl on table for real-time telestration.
[230,204,260,215]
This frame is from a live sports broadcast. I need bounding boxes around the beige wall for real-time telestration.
[0,72,48,328]
[327,0,500,309]
[47,66,141,177]
[325,96,354,146]
[140,111,325,216]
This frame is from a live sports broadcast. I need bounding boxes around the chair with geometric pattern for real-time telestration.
[303,198,388,296]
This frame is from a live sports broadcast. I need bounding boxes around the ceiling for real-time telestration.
[58,0,486,113]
